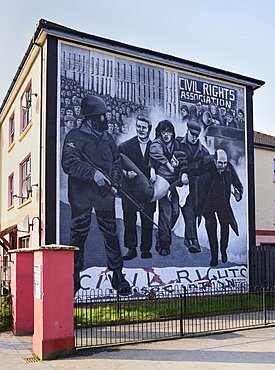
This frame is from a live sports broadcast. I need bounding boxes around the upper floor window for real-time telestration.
[8,172,14,207]
[21,82,32,132]
[20,155,31,201]
[9,112,15,145]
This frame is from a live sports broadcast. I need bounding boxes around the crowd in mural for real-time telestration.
[180,101,245,131]
[60,75,245,145]
[60,76,146,143]
[60,76,244,294]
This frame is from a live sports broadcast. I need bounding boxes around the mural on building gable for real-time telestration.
[57,42,248,296]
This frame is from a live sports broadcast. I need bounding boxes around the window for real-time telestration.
[19,236,30,249]
[91,57,94,74]
[2,250,9,269]
[96,58,99,75]
[8,172,14,207]
[21,82,32,131]
[107,60,109,77]
[9,112,15,145]
[117,62,120,79]
[82,55,85,72]
[9,231,17,249]
[20,155,31,201]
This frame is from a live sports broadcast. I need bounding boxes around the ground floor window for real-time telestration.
[19,236,30,249]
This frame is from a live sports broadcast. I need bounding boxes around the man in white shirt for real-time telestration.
[118,115,156,260]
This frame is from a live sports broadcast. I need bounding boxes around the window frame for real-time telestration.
[19,236,30,249]
[19,154,31,203]
[20,80,32,133]
[9,111,15,146]
[8,172,14,208]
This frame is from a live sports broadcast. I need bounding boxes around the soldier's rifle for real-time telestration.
[66,142,170,237]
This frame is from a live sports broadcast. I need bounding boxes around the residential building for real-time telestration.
[254,131,275,245]
[0,19,264,291]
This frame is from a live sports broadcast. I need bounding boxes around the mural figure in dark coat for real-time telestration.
[62,95,130,295]
[173,120,210,253]
[190,149,243,267]
[118,114,156,260]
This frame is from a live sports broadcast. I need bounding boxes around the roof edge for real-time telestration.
[0,18,265,116]
[254,131,275,149]
[39,19,265,87]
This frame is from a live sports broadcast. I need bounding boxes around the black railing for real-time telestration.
[74,284,275,349]
[249,244,275,287]
[0,258,12,332]
[0,258,11,293]
[0,286,12,332]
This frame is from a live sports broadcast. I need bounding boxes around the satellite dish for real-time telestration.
[22,215,30,233]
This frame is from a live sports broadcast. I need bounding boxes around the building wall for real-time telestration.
[0,42,47,249]
[0,27,258,292]
[254,146,275,245]
[57,39,249,292]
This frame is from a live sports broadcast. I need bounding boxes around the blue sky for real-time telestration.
[1,0,274,134]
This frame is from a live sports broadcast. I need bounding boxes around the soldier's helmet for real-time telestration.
[81,95,107,117]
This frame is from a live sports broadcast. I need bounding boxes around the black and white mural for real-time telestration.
[57,42,248,295]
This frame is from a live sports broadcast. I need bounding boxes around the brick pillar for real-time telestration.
[9,249,34,335]
[32,245,77,360]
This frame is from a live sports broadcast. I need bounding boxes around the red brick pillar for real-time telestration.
[9,249,34,335]
[32,245,77,360]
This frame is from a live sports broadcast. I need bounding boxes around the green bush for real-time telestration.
[0,295,12,331]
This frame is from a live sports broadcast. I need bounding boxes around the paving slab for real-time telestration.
[1,327,275,369]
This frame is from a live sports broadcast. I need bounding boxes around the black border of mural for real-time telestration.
[246,87,256,250]
[45,35,58,244]
[45,34,256,265]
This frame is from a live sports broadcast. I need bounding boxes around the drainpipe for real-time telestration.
[34,41,43,247]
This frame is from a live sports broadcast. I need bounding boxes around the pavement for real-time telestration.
[1,327,275,369]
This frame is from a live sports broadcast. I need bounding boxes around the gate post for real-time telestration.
[32,245,77,360]
[9,249,34,335]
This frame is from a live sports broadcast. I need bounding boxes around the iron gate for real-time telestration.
[249,244,275,287]
[74,284,275,349]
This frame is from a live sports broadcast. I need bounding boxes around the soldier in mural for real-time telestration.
[61,95,131,295]
[189,149,243,266]
[118,114,156,260]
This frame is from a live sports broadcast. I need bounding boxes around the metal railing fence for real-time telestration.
[0,258,12,332]
[0,284,12,332]
[74,284,275,349]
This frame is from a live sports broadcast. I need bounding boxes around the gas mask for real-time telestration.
[88,115,108,133]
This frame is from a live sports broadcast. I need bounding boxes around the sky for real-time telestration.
[1,0,274,135]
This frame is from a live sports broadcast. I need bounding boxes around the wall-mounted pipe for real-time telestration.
[34,41,43,247]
